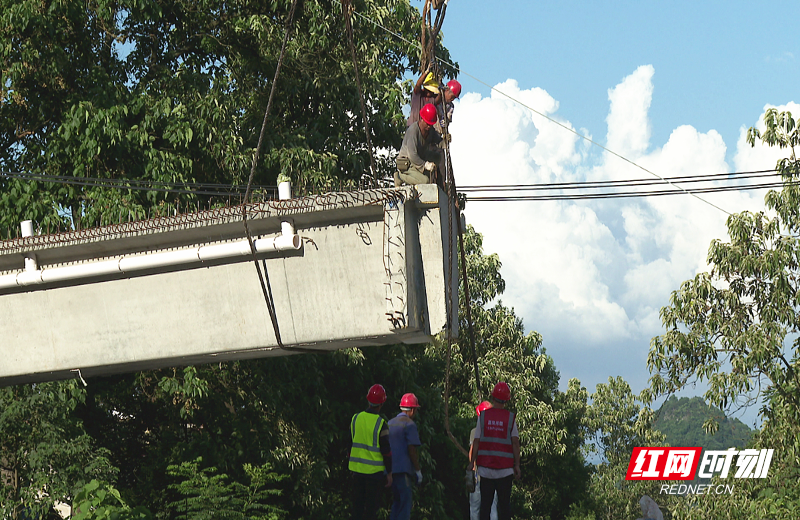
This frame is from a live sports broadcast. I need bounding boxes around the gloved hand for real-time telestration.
[441,132,451,143]
[423,161,436,172]
[416,470,423,484]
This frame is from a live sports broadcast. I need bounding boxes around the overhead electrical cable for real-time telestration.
[351,10,733,216]
[459,169,780,191]
[464,180,796,202]
[1,169,789,200]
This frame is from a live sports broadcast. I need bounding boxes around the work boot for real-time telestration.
[394,170,402,187]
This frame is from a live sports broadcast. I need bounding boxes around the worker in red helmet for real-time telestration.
[468,401,498,520]
[468,382,521,520]
[349,384,393,520]
[435,79,462,135]
[394,103,444,188]
[387,393,422,520]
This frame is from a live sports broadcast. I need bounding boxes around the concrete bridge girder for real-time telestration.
[0,185,458,386]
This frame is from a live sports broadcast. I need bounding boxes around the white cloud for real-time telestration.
[450,67,795,394]
[606,65,654,158]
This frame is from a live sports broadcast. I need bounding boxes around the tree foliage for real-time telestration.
[650,109,800,423]
[0,0,456,233]
[0,381,117,520]
[72,480,153,520]
[646,109,800,518]
[578,377,668,520]
[653,395,752,450]
[166,458,285,520]
[0,1,606,518]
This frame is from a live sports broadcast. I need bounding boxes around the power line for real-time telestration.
[351,10,733,216]
[460,169,780,192]
[464,179,794,202]
[2,168,790,202]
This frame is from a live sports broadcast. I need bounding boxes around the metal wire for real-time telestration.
[351,9,732,216]
[241,0,300,350]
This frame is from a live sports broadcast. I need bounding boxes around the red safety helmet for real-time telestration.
[367,384,387,405]
[491,382,511,402]
[475,401,491,416]
[419,103,437,126]
[447,79,462,98]
[400,393,421,408]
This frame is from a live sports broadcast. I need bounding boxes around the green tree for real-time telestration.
[649,108,800,425]
[72,480,152,520]
[0,0,456,232]
[653,395,752,450]
[647,108,800,518]
[581,377,670,520]
[0,381,117,520]
[166,458,285,520]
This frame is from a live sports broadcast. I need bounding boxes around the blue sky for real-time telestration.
[439,0,800,164]
[405,0,800,427]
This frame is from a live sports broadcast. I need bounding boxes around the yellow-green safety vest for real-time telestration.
[348,411,386,474]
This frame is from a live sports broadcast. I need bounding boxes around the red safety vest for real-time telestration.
[476,408,515,470]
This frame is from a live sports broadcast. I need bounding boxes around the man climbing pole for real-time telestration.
[350,384,393,520]
[407,70,440,127]
[435,79,461,134]
[468,382,521,520]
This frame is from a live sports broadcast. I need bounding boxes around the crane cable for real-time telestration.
[242,0,300,351]
[422,0,475,460]
[350,9,732,217]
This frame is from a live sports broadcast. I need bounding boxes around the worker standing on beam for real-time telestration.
[468,382,521,520]
[350,384,393,520]
[407,70,440,127]
[395,104,443,188]
[388,393,423,520]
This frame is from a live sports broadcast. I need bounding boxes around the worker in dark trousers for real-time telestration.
[469,401,498,520]
[350,384,393,520]
[468,382,521,520]
[388,393,422,520]
[395,103,444,188]
[407,71,439,127]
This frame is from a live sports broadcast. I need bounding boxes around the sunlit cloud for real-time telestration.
[449,67,795,395]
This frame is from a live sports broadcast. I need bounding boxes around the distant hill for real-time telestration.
[653,395,753,450]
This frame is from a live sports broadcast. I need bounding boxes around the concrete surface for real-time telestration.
[0,185,458,386]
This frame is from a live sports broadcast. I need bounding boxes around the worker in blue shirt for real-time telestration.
[387,393,422,520]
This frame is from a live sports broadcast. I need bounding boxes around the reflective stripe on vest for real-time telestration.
[349,411,386,474]
[476,408,515,469]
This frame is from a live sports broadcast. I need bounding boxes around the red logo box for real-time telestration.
[626,447,703,480]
